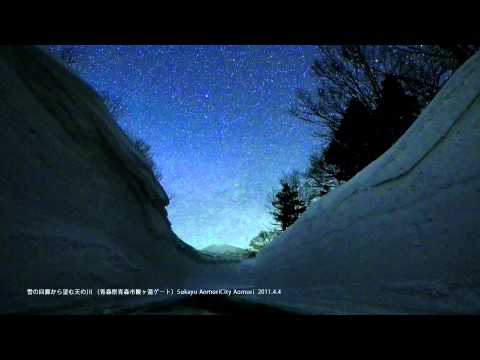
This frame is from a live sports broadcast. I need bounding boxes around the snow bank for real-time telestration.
[248,51,480,314]
[2,46,479,314]
[0,46,205,313]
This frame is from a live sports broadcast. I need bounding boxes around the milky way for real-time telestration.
[48,45,322,249]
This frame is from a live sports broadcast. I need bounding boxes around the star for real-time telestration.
[47,45,320,249]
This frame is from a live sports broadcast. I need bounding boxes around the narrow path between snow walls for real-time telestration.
[0,46,479,314]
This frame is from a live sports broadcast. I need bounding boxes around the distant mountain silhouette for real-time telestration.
[201,244,254,260]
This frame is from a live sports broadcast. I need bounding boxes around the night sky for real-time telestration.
[48,45,322,249]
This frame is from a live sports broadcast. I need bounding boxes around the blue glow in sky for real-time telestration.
[49,45,322,249]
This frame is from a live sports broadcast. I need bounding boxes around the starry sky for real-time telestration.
[48,45,322,249]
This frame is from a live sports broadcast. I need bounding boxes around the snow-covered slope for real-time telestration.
[201,244,253,261]
[202,244,246,254]
[1,46,479,314]
[0,46,207,313]
[247,51,480,314]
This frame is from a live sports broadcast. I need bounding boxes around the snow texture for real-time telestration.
[1,46,479,314]
[246,51,480,314]
[0,46,206,313]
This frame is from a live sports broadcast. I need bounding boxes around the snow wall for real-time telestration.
[0,46,214,313]
[1,46,479,314]
[247,50,480,314]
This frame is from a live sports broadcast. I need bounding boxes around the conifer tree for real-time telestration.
[271,181,306,231]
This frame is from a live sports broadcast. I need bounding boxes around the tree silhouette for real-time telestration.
[289,45,477,139]
[319,74,422,184]
[288,45,478,202]
[324,98,373,182]
[371,74,420,153]
[305,152,340,197]
[271,181,306,231]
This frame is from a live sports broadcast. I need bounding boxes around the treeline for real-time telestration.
[293,45,478,192]
[249,45,478,254]
[48,45,479,252]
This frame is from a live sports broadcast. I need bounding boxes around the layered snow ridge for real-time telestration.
[247,51,480,314]
[0,46,206,313]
